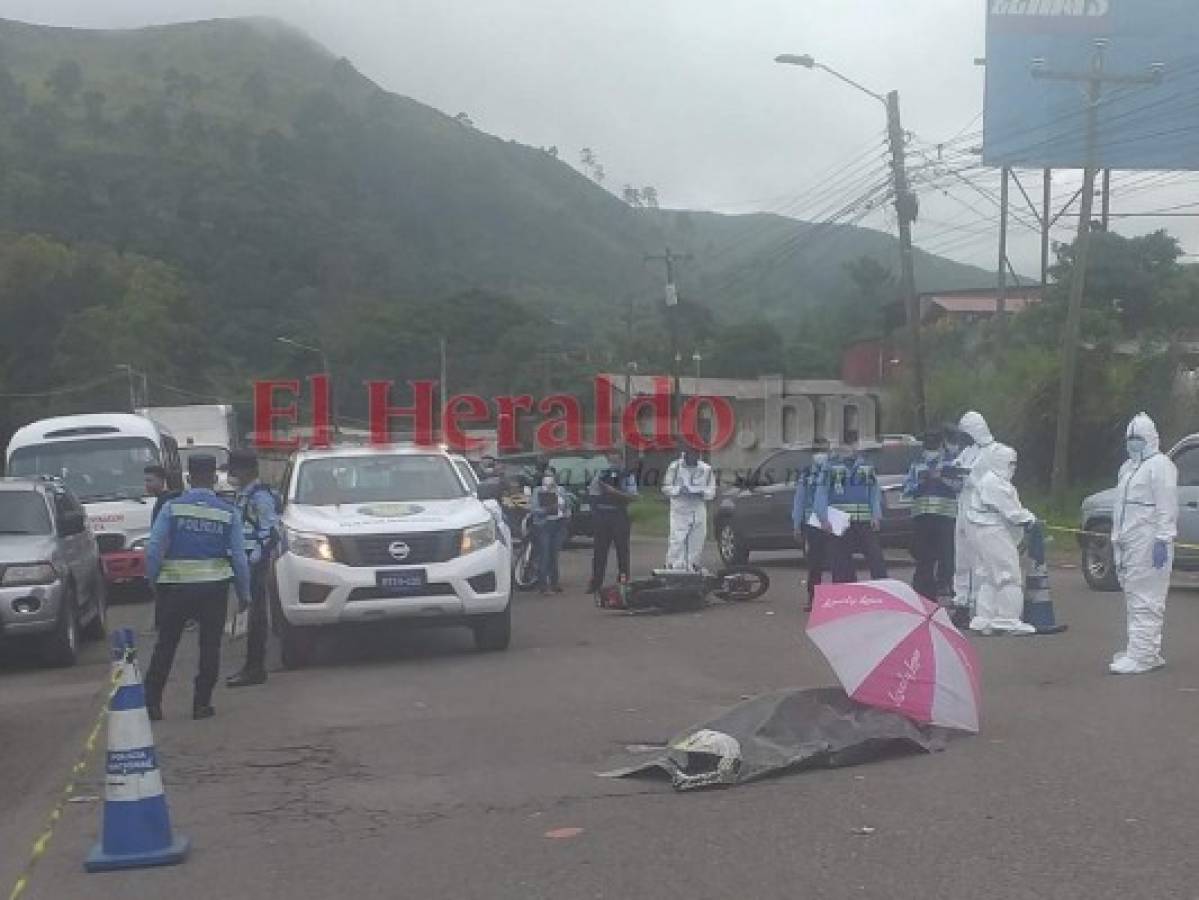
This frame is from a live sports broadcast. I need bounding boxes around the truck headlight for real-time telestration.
[2,563,58,586]
[460,521,496,555]
[287,529,335,562]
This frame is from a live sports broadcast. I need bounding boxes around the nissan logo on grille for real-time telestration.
[388,540,412,561]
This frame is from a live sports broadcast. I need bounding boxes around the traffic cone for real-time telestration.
[85,632,190,873]
[1023,564,1068,635]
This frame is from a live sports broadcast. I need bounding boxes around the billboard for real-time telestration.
[983,0,1199,170]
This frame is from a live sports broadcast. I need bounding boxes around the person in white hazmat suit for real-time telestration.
[662,448,717,571]
[1110,413,1178,675]
[966,444,1037,635]
[951,411,1000,613]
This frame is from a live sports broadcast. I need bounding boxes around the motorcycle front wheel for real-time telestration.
[513,539,539,591]
[713,566,770,602]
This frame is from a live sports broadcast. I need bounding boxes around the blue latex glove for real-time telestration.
[1153,540,1169,570]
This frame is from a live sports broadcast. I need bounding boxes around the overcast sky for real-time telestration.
[2,0,1196,273]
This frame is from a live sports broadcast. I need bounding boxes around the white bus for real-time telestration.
[5,414,183,585]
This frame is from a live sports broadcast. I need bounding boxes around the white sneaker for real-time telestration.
[1111,651,1130,665]
[968,617,993,636]
[1109,655,1166,675]
[995,621,1037,636]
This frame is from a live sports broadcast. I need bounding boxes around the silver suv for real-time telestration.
[0,477,107,665]
[1078,434,1199,591]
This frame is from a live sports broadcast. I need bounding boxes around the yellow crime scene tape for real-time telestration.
[1042,523,1199,553]
[7,657,126,900]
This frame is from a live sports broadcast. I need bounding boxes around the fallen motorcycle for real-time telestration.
[597,566,770,613]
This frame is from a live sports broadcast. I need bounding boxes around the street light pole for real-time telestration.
[277,337,336,435]
[776,53,926,433]
[116,364,138,411]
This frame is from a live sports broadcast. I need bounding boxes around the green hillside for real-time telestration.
[0,16,990,432]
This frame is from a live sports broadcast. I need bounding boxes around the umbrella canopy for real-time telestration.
[807,579,981,733]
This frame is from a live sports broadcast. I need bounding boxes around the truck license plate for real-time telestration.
[376,569,428,594]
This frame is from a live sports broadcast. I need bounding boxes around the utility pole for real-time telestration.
[1041,169,1052,288]
[117,364,138,411]
[1101,168,1112,230]
[1037,40,1163,497]
[996,166,1010,353]
[439,336,448,440]
[885,90,926,435]
[645,247,693,431]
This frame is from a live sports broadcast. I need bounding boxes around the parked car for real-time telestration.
[1078,434,1199,591]
[0,477,107,666]
[713,441,922,566]
[269,445,512,668]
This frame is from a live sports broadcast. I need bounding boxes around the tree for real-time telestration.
[82,90,106,131]
[1047,229,1183,335]
[642,186,660,209]
[454,112,474,128]
[45,59,83,104]
[0,64,26,117]
[704,319,785,378]
[622,186,643,207]
[241,69,271,109]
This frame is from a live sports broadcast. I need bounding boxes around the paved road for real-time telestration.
[4,543,1199,900]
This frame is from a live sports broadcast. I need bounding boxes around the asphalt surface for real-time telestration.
[4,541,1199,900]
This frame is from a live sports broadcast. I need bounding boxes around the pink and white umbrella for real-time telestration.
[807,579,981,733]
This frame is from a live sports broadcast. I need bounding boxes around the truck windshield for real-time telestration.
[295,455,468,505]
[0,492,52,535]
[8,438,160,502]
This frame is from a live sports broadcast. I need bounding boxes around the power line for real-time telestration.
[0,372,125,399]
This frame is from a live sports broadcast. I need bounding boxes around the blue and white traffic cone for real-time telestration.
[1023,563,1068,635]
[85,632,190,873]
[1022,522,1066,635]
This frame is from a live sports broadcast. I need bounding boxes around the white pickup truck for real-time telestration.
[269,445,512,667]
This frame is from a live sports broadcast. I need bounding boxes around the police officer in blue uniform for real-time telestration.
[825,431,887,584]
[144,454,250,721]
[226,449,280,688]
[903,430,962,600]
[792,444,833,612]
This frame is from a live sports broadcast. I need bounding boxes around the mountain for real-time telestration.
[0,16,991,426]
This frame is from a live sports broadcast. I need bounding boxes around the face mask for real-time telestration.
[1126,437,1147,460]
[542,476,554,489]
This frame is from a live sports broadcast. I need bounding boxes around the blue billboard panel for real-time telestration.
[983,0,1199,170]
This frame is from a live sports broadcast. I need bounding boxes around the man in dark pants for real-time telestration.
[792,447,832,612]
[143,454,250,721]
[143,464,180,633]
[586,449,638,592]
[827,434,887,584]
[226,449,280,688]
[903,431,961,600]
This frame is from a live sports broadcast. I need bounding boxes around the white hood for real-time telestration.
[1126,412,1161,456]
[285,497,491,535]
[959,411,994,448]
